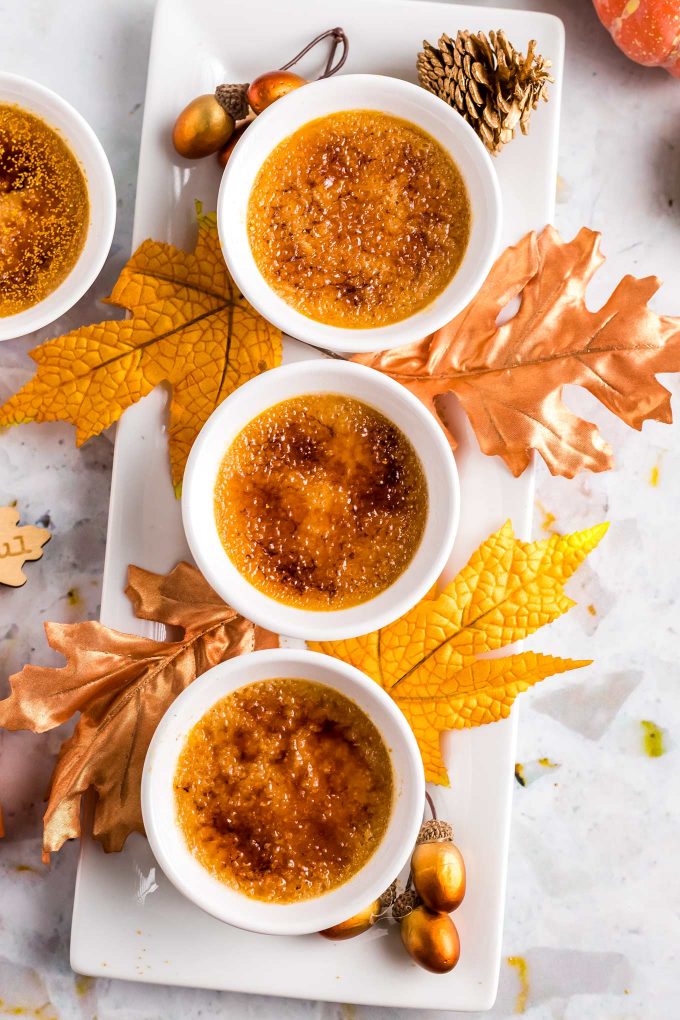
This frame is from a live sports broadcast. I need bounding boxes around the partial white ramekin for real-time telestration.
[0,73,116,342]
[182,359,459,642]
[217,73,502,354]
[142,648,425,936]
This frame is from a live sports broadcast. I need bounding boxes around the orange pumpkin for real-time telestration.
[593,1,680,76]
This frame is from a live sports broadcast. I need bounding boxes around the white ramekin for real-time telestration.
[182,359,459,642]
[217,73,502,354]
[142,648,425,936]
[0,73,116,342]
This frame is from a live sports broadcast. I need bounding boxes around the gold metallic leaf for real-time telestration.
[0,562,277,857]
[354,227,680,478]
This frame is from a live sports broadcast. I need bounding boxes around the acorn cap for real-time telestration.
[214,83,250,122]
[392,889,422,922]
[416,819,454,845]
[379,880,398,909]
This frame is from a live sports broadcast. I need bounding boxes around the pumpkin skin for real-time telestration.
[593,0,680,77]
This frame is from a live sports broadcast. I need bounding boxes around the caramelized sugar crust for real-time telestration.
[214,393,428,609]
[175,678,394,902]
[0,104,89,315]
[247,110,471,328]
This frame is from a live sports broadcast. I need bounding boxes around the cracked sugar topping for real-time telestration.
[174,678,393,902]
[214,393,428,610]
[247,109,471,328]
[0,104,89,316]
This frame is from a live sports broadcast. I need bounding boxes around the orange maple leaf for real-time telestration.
[354,226,680,478]
[0,207,281,491]
[312,520,608,784]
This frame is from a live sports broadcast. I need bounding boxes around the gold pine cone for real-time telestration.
[417,29,553,156]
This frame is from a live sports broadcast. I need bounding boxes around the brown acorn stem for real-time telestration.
[280,27,349,79]
[425,791,437,821]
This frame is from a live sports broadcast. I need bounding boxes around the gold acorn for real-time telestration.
[320,879,399,940]
[247,70,306,114]
[400,905,461,973]
[411,839,466,913]
[320,898,381,940]
[217,121,252,169]
[172,95,234,159]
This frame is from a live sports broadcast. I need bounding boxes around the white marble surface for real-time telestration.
[0,0,679,1017]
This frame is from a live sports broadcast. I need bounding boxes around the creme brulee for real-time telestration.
[0,104,89,316]
[214,393,428,609]
[174,678,393,902]
[247,109,471,328]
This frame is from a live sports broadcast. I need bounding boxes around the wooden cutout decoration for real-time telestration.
[0,505,51,587]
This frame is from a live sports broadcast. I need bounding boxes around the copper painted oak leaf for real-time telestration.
[0,562,277,858]
[0,208,281,492]
[311,520,608,784]
[354,226,680,479]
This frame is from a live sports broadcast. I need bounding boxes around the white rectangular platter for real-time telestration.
[70,0,564,1010]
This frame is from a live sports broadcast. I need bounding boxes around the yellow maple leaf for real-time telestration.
[311,520,608,784]
[0,206,281,491]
